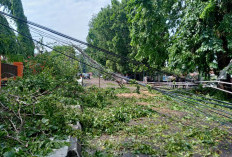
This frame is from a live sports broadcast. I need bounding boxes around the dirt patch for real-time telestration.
[84,78,119,88]
[151,107,188,118]
[217,139,232,157]
[117,91,159,99]
[127,117,166,126]
[137,102,150,106]
[141,91,160,97]
[136,101,188,118]
[84,78,142,92]
[116,93,146,98]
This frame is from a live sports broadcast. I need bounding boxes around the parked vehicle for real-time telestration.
[77,73,91,79]
[83,73,90,79]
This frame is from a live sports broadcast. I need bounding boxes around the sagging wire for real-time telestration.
[1,16,232,130]
[156,88,232,121]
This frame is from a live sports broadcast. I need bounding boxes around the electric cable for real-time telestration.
[166,92,232,129]
[155,88,232,120]
[165,89,232,109]
[28,25,133,67]
[0,11,198,82]
[1,17,232,128]
[0,21,138,84]
[0,11,140,65]
[174,89,232,106]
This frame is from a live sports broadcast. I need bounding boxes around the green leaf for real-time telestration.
[3,151,15,157]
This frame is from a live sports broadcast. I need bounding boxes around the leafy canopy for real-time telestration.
[0,0,34,57]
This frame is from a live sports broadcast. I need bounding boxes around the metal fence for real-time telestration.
[1,63,18,78]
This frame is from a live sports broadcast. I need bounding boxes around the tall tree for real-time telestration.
[169,0,232,75]
[127,0,177,69]
[86,0,133,74]
[0,0,34,57]
[0,15,19,56]
[86,0,232,78]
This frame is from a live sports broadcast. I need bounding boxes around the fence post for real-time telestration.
[99,74,101,88]
[0,56,1,88]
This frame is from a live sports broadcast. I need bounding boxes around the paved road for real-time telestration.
[83,77,138,91]
[84,78,119,88]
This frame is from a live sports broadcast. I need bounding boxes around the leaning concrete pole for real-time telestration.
[73,45,104,71]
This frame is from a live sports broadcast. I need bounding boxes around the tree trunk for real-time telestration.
[217,52,231,70]
[217,36,231,70]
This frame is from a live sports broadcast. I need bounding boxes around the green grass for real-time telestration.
[114,87,131,94]
[106,83,117,86]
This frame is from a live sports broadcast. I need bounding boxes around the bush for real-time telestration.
[0,51,83,156]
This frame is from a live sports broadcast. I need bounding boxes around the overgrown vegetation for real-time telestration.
[1,0,232,156]
[87,0,232,76]
[82,87,232,156]
[0,0,34,57]
[2,57,231,156]
[0,49,106,156]
[0,72,80,156]
[86,0,134,74]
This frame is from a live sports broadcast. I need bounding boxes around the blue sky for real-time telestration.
[21,0,112,42]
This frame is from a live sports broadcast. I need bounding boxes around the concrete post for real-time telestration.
[13,62,23,78]
[0,56,1,88]
[99,74,100,88]
[67,122,82,157]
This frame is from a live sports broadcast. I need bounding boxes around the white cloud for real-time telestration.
[21,0,112,43]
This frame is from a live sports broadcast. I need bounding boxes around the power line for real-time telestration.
[156,88,232,123]
[174,89,232,106]
[0,11,140,65]
[1,14,231,127]
[28,25,126,66]
[165,91,232,129]
[0,22,107,74]
[166,89,232,109]
[0,21,136,84]
[29,25,74,46]
[0,11,195,81]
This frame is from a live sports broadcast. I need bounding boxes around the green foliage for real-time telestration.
[80,99,152,135]
[200,0,216,19]
[0,50,82,156]
[6,54,24,62]
[136,85,140,94]
[114,87,131,94]
[0,0,34,57]
[0,72,81,156]
[0,15,19,56]
[86,0,134,74]
[86,0,232,77]
[127,0,176,69]
[169,0,232,75]
[81,87,115,108]
[194,86,232,101]
[24,46,79,80]
[83,85,232,156]
[146,85,152,93]
[128,79,137,84]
